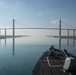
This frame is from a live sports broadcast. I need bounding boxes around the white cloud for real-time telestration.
[51,19,59,24]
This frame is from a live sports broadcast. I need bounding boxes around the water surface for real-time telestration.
[0,30,76,75]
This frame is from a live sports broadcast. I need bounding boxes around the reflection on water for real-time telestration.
[12,36,15,56]
[67,37,69,46]
[67,37,75,46]
[73,38,75,46]
[0,35,76,75]
[5,38,6,46]
[0,36,76,55]
[0,36,15,56]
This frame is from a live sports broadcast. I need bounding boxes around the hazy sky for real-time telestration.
[0,0,76,28]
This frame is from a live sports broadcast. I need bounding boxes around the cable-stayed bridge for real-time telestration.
[0,19,76,39]
[0,19,76,49]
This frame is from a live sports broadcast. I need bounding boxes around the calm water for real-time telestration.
[0,30,76,75]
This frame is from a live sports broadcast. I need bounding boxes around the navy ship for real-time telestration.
[32,46,76,75]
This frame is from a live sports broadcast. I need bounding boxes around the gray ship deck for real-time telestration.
[32,48,76,75]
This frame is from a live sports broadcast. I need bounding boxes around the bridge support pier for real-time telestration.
[5,29,6,45]
[73,29,75,38]
[67,29,69,38]
[5,29,6,37]
[67,29,69,46]
[0,29,1,35]
[73,29,75,46]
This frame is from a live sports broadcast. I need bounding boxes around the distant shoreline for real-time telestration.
[0,35,30,39]
[47,35,76,39]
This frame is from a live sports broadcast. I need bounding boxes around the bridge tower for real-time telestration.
[59,19,61,50]
[13,19,15,37]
